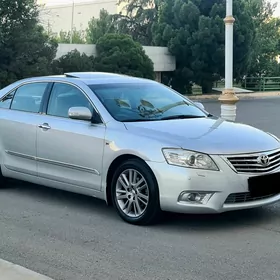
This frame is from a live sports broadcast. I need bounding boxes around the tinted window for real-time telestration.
[89,83,207,122]
[10,83,48,113]
[0,91,15,109]
[47,83,93,118]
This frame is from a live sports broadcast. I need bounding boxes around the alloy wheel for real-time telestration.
[115,169,149,218]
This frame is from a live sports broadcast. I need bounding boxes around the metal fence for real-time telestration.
[243,77,280,91]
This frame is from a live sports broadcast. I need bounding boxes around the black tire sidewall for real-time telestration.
[111,159,160,225]
[0,166,6,188]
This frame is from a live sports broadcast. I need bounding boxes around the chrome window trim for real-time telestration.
[0,79,106,124]
[46,80,106,125]
[0,81,49,114]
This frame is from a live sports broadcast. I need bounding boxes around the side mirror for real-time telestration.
[68,106,92,121]
[194,102,205,110]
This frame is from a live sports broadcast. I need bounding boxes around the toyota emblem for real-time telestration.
[257,154,270,166]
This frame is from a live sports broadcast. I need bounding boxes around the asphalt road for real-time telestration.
[204,97,280,136]
[1,98,280,280]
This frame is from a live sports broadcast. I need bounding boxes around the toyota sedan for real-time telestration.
[0,72,280,225]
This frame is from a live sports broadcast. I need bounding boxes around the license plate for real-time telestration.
[248,172,280,197]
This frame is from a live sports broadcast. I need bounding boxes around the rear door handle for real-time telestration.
[38,123,51,130]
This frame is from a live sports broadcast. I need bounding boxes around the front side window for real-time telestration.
[47,83,94,118]
[0,91,15,109]
[10,83,48,113]
[89,83,207,122]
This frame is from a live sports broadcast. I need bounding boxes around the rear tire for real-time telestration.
[111,159,162,225]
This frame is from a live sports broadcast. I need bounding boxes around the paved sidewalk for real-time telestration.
[0,259,53,280]
[188,91,280,100]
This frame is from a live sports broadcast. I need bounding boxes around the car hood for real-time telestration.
[124,117,280,155]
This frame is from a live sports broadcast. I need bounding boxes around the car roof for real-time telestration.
[64,72,127,79]
[0,72,157,98]
[35,72,157,86]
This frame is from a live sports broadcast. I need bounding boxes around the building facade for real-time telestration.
[39,0,121,36]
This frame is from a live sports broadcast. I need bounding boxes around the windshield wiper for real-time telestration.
[160,115,206,120]
[123,114,207,122]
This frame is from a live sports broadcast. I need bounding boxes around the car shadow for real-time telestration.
[5,179,117,221]
[5,179,280,231]
[158,207,279,232]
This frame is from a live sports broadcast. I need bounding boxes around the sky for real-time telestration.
[40,0,280,16]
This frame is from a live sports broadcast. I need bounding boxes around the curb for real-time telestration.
[187,92,280,101]
[0,259,54,280]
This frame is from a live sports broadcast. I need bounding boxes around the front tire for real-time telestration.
[111,159,161,225]
[0,166,6,188]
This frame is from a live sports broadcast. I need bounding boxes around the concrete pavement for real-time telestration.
[1,97,280,280]
[203,96,280,137]
[0,259,53,280]
[188,91,280,100]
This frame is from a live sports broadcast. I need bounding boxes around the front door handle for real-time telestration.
[38,123,51,130]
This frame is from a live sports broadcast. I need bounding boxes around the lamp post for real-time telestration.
[218,0,239,121]
[70,0,75,44]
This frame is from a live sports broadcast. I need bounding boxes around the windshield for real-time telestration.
[89,82,208,122]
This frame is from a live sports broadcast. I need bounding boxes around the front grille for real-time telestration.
[225,192,279,204]
[226,149,280,174]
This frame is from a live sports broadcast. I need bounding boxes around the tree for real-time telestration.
[86,9,118,44]
[116,0,160,45]
[0,0,57,87]
[52,49,95,74]
[245,0,280,77]
[94,34,154,79]
[152,0,255,94]
[56,28,86,44]
[0,0,58,88]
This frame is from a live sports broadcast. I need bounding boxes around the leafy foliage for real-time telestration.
[151,0,255,93]
[246,0,280,77]
[53,34,154,79]
[116,0,160,45]
[86,9,118,44]
[56,28,86,44]
[0,0,58,88]
[1,0,279,94]
[52,49,95,74]
[115,0,280,93]
[94,34,154,79]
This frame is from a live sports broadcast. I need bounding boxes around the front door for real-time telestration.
[0,82,49,176]
[36,82,106,190]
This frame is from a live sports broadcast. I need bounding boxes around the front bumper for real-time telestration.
[146,156,280,214]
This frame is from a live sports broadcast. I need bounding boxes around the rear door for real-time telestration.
[36,82,106,190]
[0,82,50,176]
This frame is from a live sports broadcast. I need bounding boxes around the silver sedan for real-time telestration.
[0,72,280,225]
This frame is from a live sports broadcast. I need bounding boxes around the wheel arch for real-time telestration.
[105,154,157,205]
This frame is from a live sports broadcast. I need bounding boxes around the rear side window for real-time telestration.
[0,91,15,109]
[10,83,48,113]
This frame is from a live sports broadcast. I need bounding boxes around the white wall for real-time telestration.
[143,46,176,72]
[39,0,118,35]
[56,44,176,72]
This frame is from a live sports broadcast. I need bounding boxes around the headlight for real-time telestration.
[162,148,219,171]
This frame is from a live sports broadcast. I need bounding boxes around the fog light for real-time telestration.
[178,192,214,204]
[187,193,202,202]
